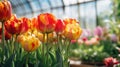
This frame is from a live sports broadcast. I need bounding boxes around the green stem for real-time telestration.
[13,34,18,53]
[2,22,5,48]
[46,33,49,66]
[66,40,71,67]
[11,35,14,54]
[63,39,71,67]
[57,33,59,48]
[26,52,29,67]
[42,33,45,66]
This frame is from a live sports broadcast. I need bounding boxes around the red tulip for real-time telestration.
[104,57,119,67]
[55,19,65,33]
[0,1,12,22]
[20,17,30,33]
[4,15,23,34]
[37,13,57,33]
[0,23,11,40]
[82,37,88,42]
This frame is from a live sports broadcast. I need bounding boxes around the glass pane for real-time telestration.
[39,0,50,9]
[14,6,23,14]
[52,8,64,18]
[65,6,78,19]
[17,0,23,5]
[17,14,23,18]
[42,9,51,13]
[25,14,33,18]
[12,0,19,6]
[30,0,41,12]
[78,0,85,3]
[23,3,32,13]
[33,11,41,17]
[97,0,112,27]
[97,0,112,16]
[78,0,94,3]
[85,0,94,2]
[63,0,77,5]
[85,2,96,29]
[49,0,63,7]
[79,2,96,29]
[69,0,77,4]
[79,4,86,28]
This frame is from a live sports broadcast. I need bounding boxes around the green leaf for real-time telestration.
[55,48,63,67]
[48,51,56,66]
[4,53,15,67]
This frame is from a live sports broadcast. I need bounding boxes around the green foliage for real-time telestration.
[70,40,119,63]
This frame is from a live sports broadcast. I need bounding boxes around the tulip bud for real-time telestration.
[0,1,12,22]
[55,19,65,33]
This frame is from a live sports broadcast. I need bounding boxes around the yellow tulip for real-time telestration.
[33,30,55,43]
[62,23,82,40]
[17,34,40,52]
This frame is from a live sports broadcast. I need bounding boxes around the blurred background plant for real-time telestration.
[69,26,119,66]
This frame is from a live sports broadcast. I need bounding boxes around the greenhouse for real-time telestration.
[0,0,119,67]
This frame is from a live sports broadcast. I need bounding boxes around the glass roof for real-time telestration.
[9,0,112,29]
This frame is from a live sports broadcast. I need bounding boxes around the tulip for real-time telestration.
[0,1,12,22]
[62,22,82,40]
[104,57,119,67]
[31,17,38,31]
[20,17,31,33]
[84,36,100,45]
[4,15,23,34]
[0,23,11,40]
[63,18,77,25]
[37,13,57,33]
[55,19,65,33]
[33,30,54,43]
[94,26,103,37]
[82,37,88,42]
[17,34,40,52]
[81,29,92,38]
[90,36,100,45]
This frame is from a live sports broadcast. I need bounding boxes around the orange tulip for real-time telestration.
[37,13,57,33]
[31,17,38,31]
[55,19,65,33]
[62,22,82,40]
[4,15,23,34]
[0,1,12,22]
[17,34,40,52]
